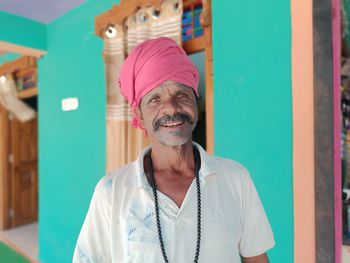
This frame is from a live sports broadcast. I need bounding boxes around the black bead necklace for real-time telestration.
[146,147,202,263]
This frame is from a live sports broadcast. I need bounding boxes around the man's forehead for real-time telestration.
[145,81,192,96]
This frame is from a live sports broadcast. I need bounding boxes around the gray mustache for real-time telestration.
[154,112,193,131]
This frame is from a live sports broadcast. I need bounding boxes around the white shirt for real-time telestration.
[73,143,275,263]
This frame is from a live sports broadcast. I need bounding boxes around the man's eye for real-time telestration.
[149,97,160,103]
[177,94,188,99]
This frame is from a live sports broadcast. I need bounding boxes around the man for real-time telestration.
[73,37,275,263]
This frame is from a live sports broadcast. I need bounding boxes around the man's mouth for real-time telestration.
[154,112,193,131]
[161,121,184,128]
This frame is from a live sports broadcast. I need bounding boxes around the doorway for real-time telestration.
[0,47,42,261]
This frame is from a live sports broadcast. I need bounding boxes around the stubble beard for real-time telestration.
[153,121,197,147]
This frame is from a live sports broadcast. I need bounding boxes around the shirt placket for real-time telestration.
[139,171,207,263]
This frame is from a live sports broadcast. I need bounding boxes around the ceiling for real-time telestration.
[0,0,85,24]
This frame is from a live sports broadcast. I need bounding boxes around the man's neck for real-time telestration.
[150,140,195,175]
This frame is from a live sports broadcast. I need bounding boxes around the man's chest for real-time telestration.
[152,173,195,208]
[109,180,243,262]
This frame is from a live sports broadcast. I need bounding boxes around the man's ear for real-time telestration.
[132,106,144,127]
[132,106,143,120]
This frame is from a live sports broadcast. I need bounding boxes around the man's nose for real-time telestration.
[161,98,181,115]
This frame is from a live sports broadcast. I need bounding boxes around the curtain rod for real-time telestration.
[94,0,202,37]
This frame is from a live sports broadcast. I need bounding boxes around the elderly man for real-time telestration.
[73,37,275,263]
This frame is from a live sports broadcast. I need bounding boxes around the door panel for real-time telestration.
[10,117,38,227]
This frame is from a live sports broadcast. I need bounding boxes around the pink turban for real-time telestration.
[118,37,200,129]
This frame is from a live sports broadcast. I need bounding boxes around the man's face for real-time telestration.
[136,80,198,147]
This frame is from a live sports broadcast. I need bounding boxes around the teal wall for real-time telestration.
[212,1,293,262]
[38,1,116,262]
[0,11,47,51]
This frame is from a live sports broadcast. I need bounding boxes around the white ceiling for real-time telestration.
[0,0,85,24]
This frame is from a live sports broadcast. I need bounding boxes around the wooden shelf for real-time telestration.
[16,67,36,78]
[183,35,205,54]
[0,57,36,77]
[17,87,37,99]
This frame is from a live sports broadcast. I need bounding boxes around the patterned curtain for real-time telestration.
[126,0,182,47]
[103,0,183,172]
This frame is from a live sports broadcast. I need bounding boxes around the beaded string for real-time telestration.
[147,147,202,263]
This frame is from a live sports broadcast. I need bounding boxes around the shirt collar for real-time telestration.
[125,142,217,189]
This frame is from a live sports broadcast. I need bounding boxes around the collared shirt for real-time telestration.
[73,143,275,263]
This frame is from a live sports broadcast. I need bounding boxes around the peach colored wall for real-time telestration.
[291,0,315,262]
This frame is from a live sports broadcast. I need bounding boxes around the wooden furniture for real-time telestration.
[94,0,214,152]
[17,87,38,99]
[0,56,38,99]
[0,56,35,76]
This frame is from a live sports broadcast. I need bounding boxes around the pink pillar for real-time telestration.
[332,0,342,262]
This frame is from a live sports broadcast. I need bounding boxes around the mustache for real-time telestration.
[154,112,194,131]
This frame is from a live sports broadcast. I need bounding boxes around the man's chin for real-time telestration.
[155,136,192,147]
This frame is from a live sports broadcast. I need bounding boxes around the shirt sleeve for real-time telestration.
[73,183,112,263]
[238,171,275,257]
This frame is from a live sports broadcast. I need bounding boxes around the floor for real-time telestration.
[0,222,38,262]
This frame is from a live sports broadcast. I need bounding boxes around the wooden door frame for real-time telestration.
[0,106,10,229]
[0,41,43,230]
[313,0,342,262]
[0,42,44,58]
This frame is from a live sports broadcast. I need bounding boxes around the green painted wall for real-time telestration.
[0,11,47,51]
[38,1,116,262]
[212,1,293,262]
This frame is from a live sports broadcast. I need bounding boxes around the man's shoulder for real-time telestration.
[205,153,249,176]
[94,161,139,200]
[202,153,253,189]
[108,161,138,180]
[195,143,248,177]
[205,155,256,199]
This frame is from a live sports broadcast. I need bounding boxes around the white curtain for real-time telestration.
[0,74,36,122]
[104,0,183,172]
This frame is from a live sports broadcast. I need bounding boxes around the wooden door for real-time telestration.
[9,115,38,227]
